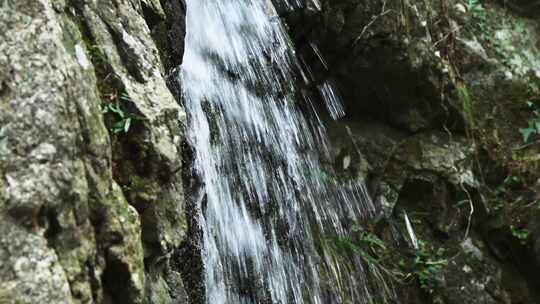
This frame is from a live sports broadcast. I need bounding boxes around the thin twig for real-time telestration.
[432,26,461,48]
[513,139,540,151]
[458,176,474,241]
[353,1,393,46]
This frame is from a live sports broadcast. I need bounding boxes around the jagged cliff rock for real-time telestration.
[0,0,188,303]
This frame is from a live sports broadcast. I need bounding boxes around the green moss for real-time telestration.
[63,6,128,110]
[126,175,158,201]
[60,15,80,55]
[465,1,540,76]
[456,83,476,132]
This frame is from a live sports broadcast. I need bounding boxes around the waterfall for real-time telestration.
[180,0,388,303]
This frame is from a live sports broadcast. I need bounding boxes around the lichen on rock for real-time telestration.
[0,0,190,303]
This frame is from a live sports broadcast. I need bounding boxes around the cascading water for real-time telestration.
[180,0,392,303]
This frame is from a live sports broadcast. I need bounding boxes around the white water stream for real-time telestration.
[180,0,386,303]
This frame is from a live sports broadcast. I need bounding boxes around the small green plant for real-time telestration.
[401,240,447,292]
[101,93,142,134]
[328,226,449,294]
[315,168,333,182]
[326,225,390,269]
[457,83,476,132]
[352,225,387,252]
[354,226,390,265]
[518,78,540,143]
[510,225,530,245]
[489,182,509,212]
[519,102,540,143]
[465,0,485,19]
[102,104,133,134]
[503,175,523,187]
[322,227,398,304]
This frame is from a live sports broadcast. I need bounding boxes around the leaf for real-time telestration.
[535,120,540,133]
[113,120,125,134]
[357,249,380,265]
[108,105,125,118]
[351,224,362,232]
[425,259,447,266]
[119,93,131,102]
[455,199,470,207]
[362,235,386,250]
[124,117,132,133]
[519,127,535,143]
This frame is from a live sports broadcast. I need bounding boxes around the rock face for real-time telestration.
[287,0,540,303]
[0,0,189,303]
[2,0,540,303]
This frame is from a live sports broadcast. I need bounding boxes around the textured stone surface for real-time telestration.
[2,0,540,302]
[71,0,187,259]
[0,216,72,304]
[1,1,99,302]
[289,0,540,302]
[0,0,188,303]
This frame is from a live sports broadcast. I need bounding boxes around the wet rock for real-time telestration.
[440,237,512,304]
[496,0,540,16]
[301,1,540,302]
[399,133,477,187]
[287,0,456,132]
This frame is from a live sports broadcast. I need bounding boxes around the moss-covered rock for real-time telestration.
[0,0,190,303]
